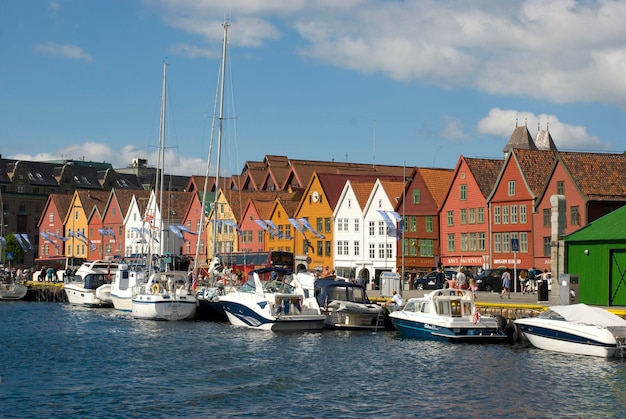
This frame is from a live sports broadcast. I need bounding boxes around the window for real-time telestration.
[354,240,360,256]
[447,210,454,226]
[317,218,323,233]
[502,206,509,224]
[469,232,477,251]
[409,216,417,232]
[543,236,551,257]
[354,219,360,232]
[556,181,564,195]
[571,206,580,225]
[447,233,455,252]
[510,205,517,224]
[337,240,349,256]
[469,208,476,224]
[369,243,375,258]
[460,209,467,225]
[520,205,527,224]
[520,232,528,252]
[478,208,484,224]
[317,241,323,256]
[493,233,501,253]
[460,184,467,201]
[378,221,385,236]
[502,233,510,252]
[369,221,375,236]
[378,243,385,259]
[325,241,331,256]
[460,233,468,251]
[49,212,54,223]
[386,243,393,259]
[508,180,515,196]
[413,189,420,204]
[494,206,501,224]
[419,239,433,257]
[477,232,485,251]
[425,216,433,232]
[258,231,264,243]
[543,208,550,227]
[325,218,331,233]
[404,238,418,256]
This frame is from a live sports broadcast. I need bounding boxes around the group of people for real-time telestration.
[500,267,551,299]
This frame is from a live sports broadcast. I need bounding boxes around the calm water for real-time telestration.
[2,301,626,418]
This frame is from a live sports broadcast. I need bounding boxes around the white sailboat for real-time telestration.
[131,61,197,321]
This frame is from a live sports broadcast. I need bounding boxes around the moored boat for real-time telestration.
[131,271,197,321]
[0,280,28,300]
[64,260,117,307]
[514,303,626,358]
[219,267,325,331]
[303,275,385,330]
[110,263,147,312]
[389,289,508,342]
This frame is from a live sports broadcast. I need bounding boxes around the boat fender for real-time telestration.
[504,321,521,343]
[151,283,161,294]
[495,314,507,333]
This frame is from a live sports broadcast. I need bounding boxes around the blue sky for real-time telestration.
[2,0,626,177]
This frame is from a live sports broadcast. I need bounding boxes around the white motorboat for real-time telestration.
[131,271,197,321]
[0,280,28,300]
[219,268,326,331]
[389,289,508,342]
[110,263,147,312]
[514,303,626,358]
[303,275,385,330]
[64,260,118,307]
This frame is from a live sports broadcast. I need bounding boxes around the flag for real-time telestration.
[169,225,185,240]
[21,234,33,250]
[288,218,307,235]
[297,218,325,239]
[222,220,242,235]
[14,233,28,252]
[191,272,198,290]
[48,232,70,242]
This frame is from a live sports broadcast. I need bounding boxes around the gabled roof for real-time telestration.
[379,179,406,209]
[418,167,454,208]
[77,190,111,221]
[463,157,503,198]
[559,151,626,201]
[111,188,146,218]
[502,125,537,154]
[349,179,377,211]
[513,148,558,197]
[160,191,194,224]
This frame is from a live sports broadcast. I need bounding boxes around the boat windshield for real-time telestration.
[537,309,566,321]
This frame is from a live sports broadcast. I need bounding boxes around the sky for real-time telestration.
[2,0,626,177]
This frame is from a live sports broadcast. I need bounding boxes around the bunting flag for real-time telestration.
[20,234,33,250]
[297,218,325,239]
[48,232,70,242]
[169,225,185,241]
[263,220,284,238]
[288,218,307,236]
[177,225,198,235]
[253,219,271,232]
[378,210,403,240]
[40,232,60,251]
[98,228,117,243]
[14,233,29,252]
[75,230,97,251]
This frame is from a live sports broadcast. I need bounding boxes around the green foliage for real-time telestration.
[2,234,25,264]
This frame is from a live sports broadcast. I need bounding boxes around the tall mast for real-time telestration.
[212,22,228,258]
[157,60,167,257]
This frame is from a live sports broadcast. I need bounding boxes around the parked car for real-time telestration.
[413,268,466,290]
[474,268,505,292]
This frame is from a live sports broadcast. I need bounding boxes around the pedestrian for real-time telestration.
[435,268,444,289]
[528,268,537,294]
[388,290,404,310]
[500,268,511,299]
[520,270,528,294]
[469,278,478,300]
[456,267,467,290]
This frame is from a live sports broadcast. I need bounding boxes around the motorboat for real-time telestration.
[110,263,147,312]
[389,289,508,342]
[514,303,626,358]
[303,275,385,330]
[219,267,326,331]
[0,280,28,300]
[131,271,197,321]
[64,260,118,307]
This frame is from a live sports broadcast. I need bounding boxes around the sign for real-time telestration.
[305,256,312,264]
[511,238,519,252]
[5,251,14,261]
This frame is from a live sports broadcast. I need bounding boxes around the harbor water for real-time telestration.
[2,301,626,418]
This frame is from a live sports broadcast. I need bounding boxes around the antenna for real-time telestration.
[372,120,376,167]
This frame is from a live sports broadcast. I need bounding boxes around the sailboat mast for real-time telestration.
[212,22,228,258]
[157,60,167,257]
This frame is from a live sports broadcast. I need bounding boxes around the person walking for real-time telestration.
[500,268,511,299]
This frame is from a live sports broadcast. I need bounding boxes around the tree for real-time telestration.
[2,234,25,265]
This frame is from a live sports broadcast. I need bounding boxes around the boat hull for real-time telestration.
[0,283,28,300]
[111,295,132,312]
[64,284,112,307]
[391,316,507,343]
[220,300,325,331]
[515,319,625,358]
[132,295,197,321]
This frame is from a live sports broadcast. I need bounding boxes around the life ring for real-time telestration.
[151,283,161,294]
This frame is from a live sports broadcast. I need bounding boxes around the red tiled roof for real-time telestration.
[463,157,503,198]
[560,151,626,201]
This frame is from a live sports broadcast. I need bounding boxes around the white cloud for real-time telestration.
[440,116,469,142]
[476,108,611,151]
[33,42,93,63]
[151,0,626,110]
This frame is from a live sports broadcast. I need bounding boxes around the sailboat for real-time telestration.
[194,22,233,322]
[131,61,197,321]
